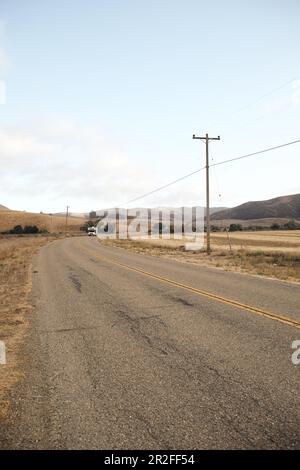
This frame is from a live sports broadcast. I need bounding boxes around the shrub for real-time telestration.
[229,223,243,232]
[283,220,297,230]
[9,225,40,234]
[23,225,39,234]
[9,225,24,234]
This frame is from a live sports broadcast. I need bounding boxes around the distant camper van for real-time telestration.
[87,226,97,236]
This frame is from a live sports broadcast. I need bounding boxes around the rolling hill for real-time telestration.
[211,193,300,221]
[0,210,85,233]
[1,193,299,234]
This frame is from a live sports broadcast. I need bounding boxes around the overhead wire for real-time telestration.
[123,138,300,205]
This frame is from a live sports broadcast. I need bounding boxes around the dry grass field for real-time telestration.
[0,236,56,419]
[101,230,300,282]
[210,230,300,252]
[0,210,85,234]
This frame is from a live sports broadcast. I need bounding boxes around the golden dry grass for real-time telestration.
[0,210,85,233]
[210,230,300,252]
[101,230,300,282]
[0,236,55,420]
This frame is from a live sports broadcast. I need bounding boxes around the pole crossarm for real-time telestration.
[193,135,220,141]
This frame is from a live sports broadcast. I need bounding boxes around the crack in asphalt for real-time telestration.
[68,273,82,293]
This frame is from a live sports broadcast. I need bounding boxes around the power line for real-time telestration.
[125,166,206,205]
[210,138,300,168]
[124,77,300,207]
[124,138,300,205]
[227,77,298,118]
[207,75,300,130]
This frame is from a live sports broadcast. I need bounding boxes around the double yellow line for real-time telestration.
[81,243,300,330]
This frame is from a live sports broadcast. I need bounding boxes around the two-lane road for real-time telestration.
[2,237,300,449]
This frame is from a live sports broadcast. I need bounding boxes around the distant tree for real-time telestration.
[89,211,97,219]
[271,223,280,230]
[86,220,96,228]
[283,220,296,230]
[229,223,243,232]
[23,225,39,234]
[8,224,40,234]
[10,225,23,234]
[81,220,100,231]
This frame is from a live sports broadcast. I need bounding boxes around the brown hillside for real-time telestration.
[0,210,85,233]
[211,193,300,220]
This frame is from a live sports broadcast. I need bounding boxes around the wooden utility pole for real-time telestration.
[192,133,220,254]
[65,205,69,235]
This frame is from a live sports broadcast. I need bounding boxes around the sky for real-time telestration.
[0,0,300,213]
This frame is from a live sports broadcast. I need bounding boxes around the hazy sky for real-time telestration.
[0,0,300,213]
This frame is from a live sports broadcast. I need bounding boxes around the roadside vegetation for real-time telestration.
[0,210,84,234]
[100,230,300,282]
[0,236,56,420]
[2,224,44,235]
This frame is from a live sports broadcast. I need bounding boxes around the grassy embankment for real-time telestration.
[0,236,56,419]
[101,230,300,282]
[0,210,84,234]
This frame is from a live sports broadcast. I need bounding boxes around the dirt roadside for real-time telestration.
[100,238,300,283]
[0,236,58,420]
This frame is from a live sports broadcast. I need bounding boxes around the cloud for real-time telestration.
[0,117,161,212]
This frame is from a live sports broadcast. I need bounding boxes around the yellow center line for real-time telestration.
[80,242,300,330]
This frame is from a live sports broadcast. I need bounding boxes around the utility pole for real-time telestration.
[192,133,220,254]
[65,205,69,235]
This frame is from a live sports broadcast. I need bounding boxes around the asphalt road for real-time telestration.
[1,236,300,449]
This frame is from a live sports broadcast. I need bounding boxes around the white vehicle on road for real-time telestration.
[87,226,97,236]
